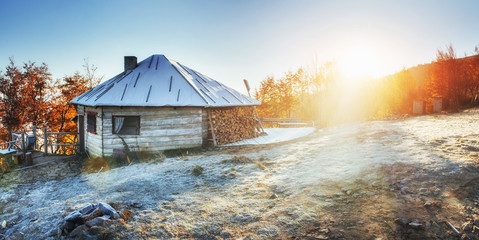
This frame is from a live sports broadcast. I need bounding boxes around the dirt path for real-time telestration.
[2,110,479,239]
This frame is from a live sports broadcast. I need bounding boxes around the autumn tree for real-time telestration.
[382,68,417,114]
[0,59,24,137]
[0,58,102,143]
[22,62,52,127]
[0,59,54,140]
[255,68,304,118]
[49,61,102,132]
[254,76,278,118]
[306,61,339,123]
[463,47,479,103]
[430,45,461,111]
[49,73,89,132]
[254,61,341,125]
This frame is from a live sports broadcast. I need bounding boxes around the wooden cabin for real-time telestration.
[71,55,261,157]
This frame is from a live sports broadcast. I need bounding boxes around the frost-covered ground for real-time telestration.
[3,109,479,239]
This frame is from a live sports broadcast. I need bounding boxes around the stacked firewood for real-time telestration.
[210,107,260,145]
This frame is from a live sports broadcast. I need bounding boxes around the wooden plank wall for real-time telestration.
[82,106,103,157]
[201,109,209,145]
[101,107,203,156]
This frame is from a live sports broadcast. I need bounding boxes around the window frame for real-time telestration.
[112,115,141,135]
[86,112,97,134]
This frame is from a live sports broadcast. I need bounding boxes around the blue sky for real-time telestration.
[1,0,478,92]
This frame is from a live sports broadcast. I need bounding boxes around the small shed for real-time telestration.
[412,100,424,115]
[433,97,443,113]
[71,55,261,157]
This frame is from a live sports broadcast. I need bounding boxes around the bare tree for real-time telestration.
[82,58,103,89]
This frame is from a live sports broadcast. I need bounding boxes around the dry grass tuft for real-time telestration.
[223,155,254,164]
[136,150,166,163]
[222,155,268,171]
[83,157,111,173]
[258,155,267,161]
[120,208,133,221]
[257,162,266,170]
[108,201,122,210]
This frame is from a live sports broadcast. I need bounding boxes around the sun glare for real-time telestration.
[339,45,381,82]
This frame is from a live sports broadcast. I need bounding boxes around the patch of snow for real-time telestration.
[224,127,316,146]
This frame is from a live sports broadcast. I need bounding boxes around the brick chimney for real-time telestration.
[124,56,137,71]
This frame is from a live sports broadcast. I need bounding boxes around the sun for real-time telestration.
[339,45,381,82]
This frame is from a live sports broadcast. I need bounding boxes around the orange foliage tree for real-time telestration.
[0,59,26,137]
[49,72,96,133]
[0,59,101,141]
[22,62,52,127]
[429,45,462,111]
[254,69,304,118]
[254,62,339,125]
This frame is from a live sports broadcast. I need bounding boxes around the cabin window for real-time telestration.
[86,112,97,134]
[113,116,140,135]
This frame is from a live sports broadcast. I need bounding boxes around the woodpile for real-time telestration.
[209,106,260,145]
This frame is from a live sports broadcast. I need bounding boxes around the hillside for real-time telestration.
[2,109,479,239]
[387,54,479,87]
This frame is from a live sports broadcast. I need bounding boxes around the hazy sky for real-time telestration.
[1,0,478,92]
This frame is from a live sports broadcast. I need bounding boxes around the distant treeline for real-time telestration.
[254,44,479,126]
[0,59,101,141]
[374,45,479,115]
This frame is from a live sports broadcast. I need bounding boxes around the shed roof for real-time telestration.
[71,55,260,107]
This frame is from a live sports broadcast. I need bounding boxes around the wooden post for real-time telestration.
[21,131,26,160]
[44,127,48,154]
[78,115,85,153]
[32,124,37,150]
[207,109,217,146]
[243,79,251,97]
[254,107,264,133]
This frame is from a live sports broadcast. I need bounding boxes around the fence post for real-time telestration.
[21,131,26,160]
[44,127,48,154]
[33,124,37,150]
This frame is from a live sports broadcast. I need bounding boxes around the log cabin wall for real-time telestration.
[81,106,103,157]
[201,109,209,145]
[101,106,203,156]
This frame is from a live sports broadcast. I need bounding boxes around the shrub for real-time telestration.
[192,165,204,176]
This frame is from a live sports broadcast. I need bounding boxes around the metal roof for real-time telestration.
[71,55,260,107]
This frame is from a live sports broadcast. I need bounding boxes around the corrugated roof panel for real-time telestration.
[71,54,261,107]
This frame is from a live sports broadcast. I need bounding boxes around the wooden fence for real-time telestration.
[42,127,79,155]
[0,132,27,172]
[3,128,79,155]
[0,127,79,172]
[0,140,21,151]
